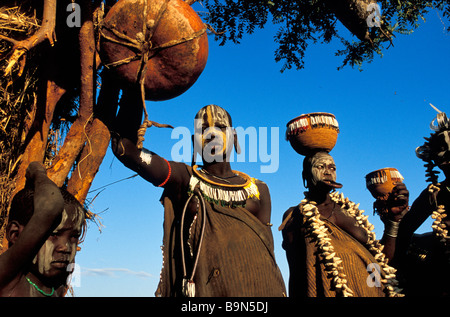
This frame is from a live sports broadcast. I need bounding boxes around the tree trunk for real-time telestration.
[47,1,97,187]
[65,68,121,204]
[13,79,66,192]
[1,1,113,253]
[66,118,110,204]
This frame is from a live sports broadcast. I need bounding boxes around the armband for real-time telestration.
[157,159,171,187]
[384,219,400,238]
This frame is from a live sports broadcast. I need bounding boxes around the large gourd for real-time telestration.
[99,0,208,101]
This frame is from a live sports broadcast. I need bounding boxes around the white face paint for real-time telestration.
[200,126,234,162]
[33,239,56,276]
[193,105,235,163]
[310,153,337,186]
[32,206,84,276]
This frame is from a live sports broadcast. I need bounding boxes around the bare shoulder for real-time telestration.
[252,179,269,195]
[165,160,192,188]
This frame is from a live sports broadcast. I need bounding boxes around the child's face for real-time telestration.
[31,204,84,280]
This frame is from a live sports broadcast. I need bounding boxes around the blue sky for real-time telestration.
[71,7,450,296]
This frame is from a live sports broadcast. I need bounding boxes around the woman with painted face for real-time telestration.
[394,110,450,297]
[280,151,405,297]
[0,162,86,297]
[110,89,286,297]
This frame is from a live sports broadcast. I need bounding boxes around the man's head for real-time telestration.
[302,151,342,191]
[193,104,240,163]
[7,188,86,282]
[416,111,450,180]
[428,130,450,175]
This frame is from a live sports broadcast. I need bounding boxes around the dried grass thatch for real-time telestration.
[0,5,41,252]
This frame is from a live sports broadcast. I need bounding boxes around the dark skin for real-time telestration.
[282,152,408,296]
[283,152,409,259]
[375,182,409,260]
[111,90,272,225]
[395,131,450,264]
[0,162,66,297]
[284,153,369,245]
[282,153,368,297]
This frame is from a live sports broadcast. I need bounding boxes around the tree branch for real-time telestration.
[47,1,97,186]
[66,118,111,204]
[4,0,57,76]
[13,79,66,193]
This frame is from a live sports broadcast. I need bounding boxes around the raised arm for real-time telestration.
[393,186,433,264]
[379,183,410,261]
[0,162,64,287]
[110,87,189,188]
[111,135,189,188]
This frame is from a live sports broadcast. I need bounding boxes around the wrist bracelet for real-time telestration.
[384,219,400,238]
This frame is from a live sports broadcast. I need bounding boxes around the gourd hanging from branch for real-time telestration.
[98,0,209,148]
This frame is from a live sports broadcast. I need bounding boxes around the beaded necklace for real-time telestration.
[290,191,403,297]
[428,184,449,245]
[26,277,54,297]
[189,165,260,207]
[328,191,403,297]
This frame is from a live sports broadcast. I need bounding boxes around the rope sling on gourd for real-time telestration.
[99,0,213,149]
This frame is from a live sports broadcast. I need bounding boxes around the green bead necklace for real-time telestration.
[26,277,55,297]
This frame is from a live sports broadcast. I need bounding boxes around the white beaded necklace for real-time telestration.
[299,191,404,297]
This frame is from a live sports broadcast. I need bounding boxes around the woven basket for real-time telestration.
[365,167,404,199]
[99,0,208,101]
[286,112,339,156]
